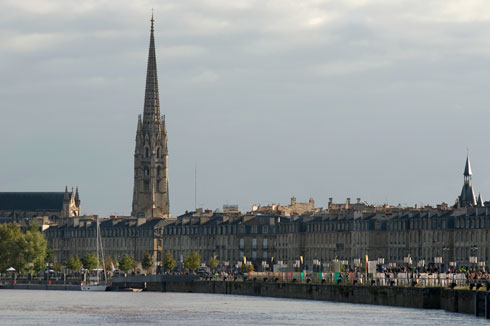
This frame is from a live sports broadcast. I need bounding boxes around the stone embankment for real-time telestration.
[116,276,490,318]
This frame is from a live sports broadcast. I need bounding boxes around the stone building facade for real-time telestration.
[161,157,490,271]
[44,216,172,268]
[132,16,170,218]
[163,204,490,271]
[0,186,81,222]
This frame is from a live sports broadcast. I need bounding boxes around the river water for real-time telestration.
[0,290,486,325]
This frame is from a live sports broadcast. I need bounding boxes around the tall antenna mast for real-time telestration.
[194,163,197,210]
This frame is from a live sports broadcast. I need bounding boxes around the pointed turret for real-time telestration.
[464,155,472,177]
[477,193,484,207]
[142,14,160,126]
[457,154,477,207]
[64,186,69,200]
[137,114,142,132]
[75,187,80,207]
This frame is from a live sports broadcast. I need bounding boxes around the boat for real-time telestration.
[81,217,107,291]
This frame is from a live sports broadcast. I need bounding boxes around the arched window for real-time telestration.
[157,166,161,177]
[145,147,149,158]
[157,147,160,158]
[144,168,150,176]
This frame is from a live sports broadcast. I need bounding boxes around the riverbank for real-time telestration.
[0,283,81,291]
[4,276,489,319]
[164,281,490,318]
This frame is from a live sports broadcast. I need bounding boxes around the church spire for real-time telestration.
[458,154,477,207]
[143,13,160,126]
[464,155,472,179]
[132,16,170,219]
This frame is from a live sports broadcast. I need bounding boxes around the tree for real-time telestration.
[65,255,82,271]
[81,253,98,270]
[104,256,114,271]
[46,248,55,265]
[142,251,154,273]
[24,224,48,272]
[240,263,254,273]
[184,251,201,271]
[0,223,48,273]
[52,262,62,272]
[163,251,176,272]
[207,252,219,270]
[119,254,136,272]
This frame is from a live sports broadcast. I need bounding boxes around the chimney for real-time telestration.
[357,198,361,204]
[346,198,351,209]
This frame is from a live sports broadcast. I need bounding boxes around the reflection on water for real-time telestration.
[0,290,486,325]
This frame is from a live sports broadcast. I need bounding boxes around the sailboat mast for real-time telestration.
[96,216,99,281]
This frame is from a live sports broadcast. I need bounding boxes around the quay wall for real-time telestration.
[0,284,81,291]
[166,281,489,317]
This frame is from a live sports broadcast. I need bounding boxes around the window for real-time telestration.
[263,238,268,249]
[263,251,268,260]
[240,238,244,249]
[145,147,149,158]
[252,238,257,249]
[252,251,257,260]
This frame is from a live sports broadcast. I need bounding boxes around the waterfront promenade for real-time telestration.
[3,271,490,319]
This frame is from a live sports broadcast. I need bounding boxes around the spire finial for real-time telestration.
[151,9,154,32]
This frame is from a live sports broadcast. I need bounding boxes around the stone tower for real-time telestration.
[131,16,169,218]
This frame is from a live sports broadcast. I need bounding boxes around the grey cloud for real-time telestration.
[1,0,490,216]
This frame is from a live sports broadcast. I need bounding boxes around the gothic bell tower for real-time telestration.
[131,15,170,218]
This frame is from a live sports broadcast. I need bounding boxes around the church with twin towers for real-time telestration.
[131,16,170,218]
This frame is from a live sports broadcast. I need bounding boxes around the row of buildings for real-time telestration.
[2,151,490,272]
[3,18,490,272]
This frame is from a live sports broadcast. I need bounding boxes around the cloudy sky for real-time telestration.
[1,0,490,216]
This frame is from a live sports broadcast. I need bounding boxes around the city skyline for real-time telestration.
[2,1,490,216]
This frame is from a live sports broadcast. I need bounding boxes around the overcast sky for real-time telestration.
[1,0,490,216]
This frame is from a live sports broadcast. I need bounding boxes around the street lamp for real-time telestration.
[442,247,449,272]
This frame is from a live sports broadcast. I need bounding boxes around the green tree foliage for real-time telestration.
[52,262,62,272]
[65,255,82,271]
[240,263,254,273]
[207,252,219,270]
[163,251,176,272]
[184,251,201,271]
[24,224,48,272]
[119,254,137,272]
[0,223,48,273]
[81,253,98,270]
[104,256,114,271]
[142,251,154,272]
[46,248,55,265]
